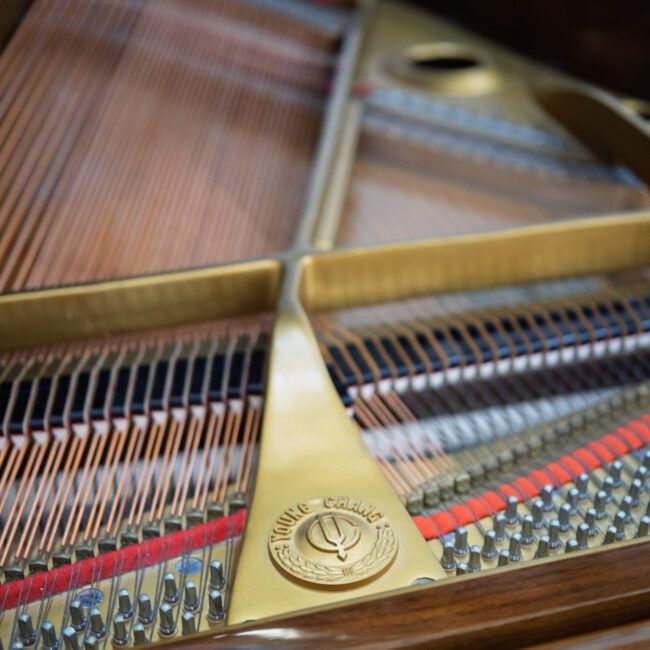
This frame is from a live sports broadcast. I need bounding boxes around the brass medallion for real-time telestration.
[268,496,398,586]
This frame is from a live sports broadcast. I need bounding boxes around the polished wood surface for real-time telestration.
[194,540,650,649]
[526,619,650,650]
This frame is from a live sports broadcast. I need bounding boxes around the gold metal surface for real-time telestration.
[385,41,501,96]
[1,0,650,639]
[268,496,398,587]
[227,276,443,624]
[0,259,281,350]
[301,213,650,313]
[535,83,650,185]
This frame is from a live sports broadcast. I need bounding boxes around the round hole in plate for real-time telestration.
[386,42,499,96]
[406,43,485,73]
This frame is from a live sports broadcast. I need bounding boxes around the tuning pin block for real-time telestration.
[163,573,180,604]
[159,604,176,636]
[138,594,154,625]
[112,615,129,647]
[209,560,226,590]
[184,581,200,612]
[18,614,36,647]
[181,613,197,636]
[40,623,58,650]
[481,530,497,560]
[88,608,106,639]
[467,546,481,573]
[207,590,225,622]
[453,527,468,557]
[69,600,87,631]
[118,589,133,620]
[504,497,520,526]
[61,629,78,650]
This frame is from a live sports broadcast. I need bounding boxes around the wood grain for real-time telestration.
[189,540,650,649]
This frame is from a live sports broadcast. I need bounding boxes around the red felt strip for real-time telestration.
[449,504,474,528]
[0,510,246,611]
[530,470,555,489]
[513,477,538,500]
[499,484,520,500]
[431,511,457,537]
[588,441,614,463]
[465,497,491,521]
[559,455,585,477]
[616,427,643,450]
[573,448,600,470]
[630,419,650,444]
[601,433,629,456]
[546,462,571,484]
[413,414,648,541]
[483,491,506,512]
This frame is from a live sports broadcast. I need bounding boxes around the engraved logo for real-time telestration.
[268,497,398,587]
[307,514,360,560]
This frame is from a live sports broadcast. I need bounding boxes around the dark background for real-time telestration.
[413,0,650,100]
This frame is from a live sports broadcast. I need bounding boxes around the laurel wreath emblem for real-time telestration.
[274,524,398,585]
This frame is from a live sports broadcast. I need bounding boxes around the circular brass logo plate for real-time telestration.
[268,496,398,586]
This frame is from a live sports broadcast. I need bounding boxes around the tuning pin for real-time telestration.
[163,573,180,604]
[112,615,129,647]
[565,539,579,553]
[504,496,520,525]
[637,515,650,538]
[10,643,24,650]
[508,533,522,562]
[565,488,580,515]
[643,450,650,470]
[132,625,148,646]
[209,560,226,590]
[602,476,615,500]
[558,503,572,532]
[207,590,225,622]
[548,519,562,549]
[609,461,623,488]
[468,546,481,572]
[440,541,456,570]
[629,479,642,507]
[497,550,510,566]
[621,495,634,522]
[69,600,87,631]
[40,622,58,650]
[455,563,468,575]
[520,515,534,545]
[118,589,133,620]
[83,637,97,650]
[576,474,590,500]
[531,500,545,529]
[453,527,468,556]
[481,530,497,560]
[493,514,507,541]
[540,485,555,512]
[594,490,608,519]
[535,535,550,558]
[603,525,617,545]
[635,465,648,485]
[18,614,36,647]
[576,523,590,550]
[89,608,106,639]
[585,508,598,536]
[181,613,197,636]
[159,604,176,636]
[184,580,200,612]
[614,510,627,540]
[138,594,154,625]
[62,628,78,650]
